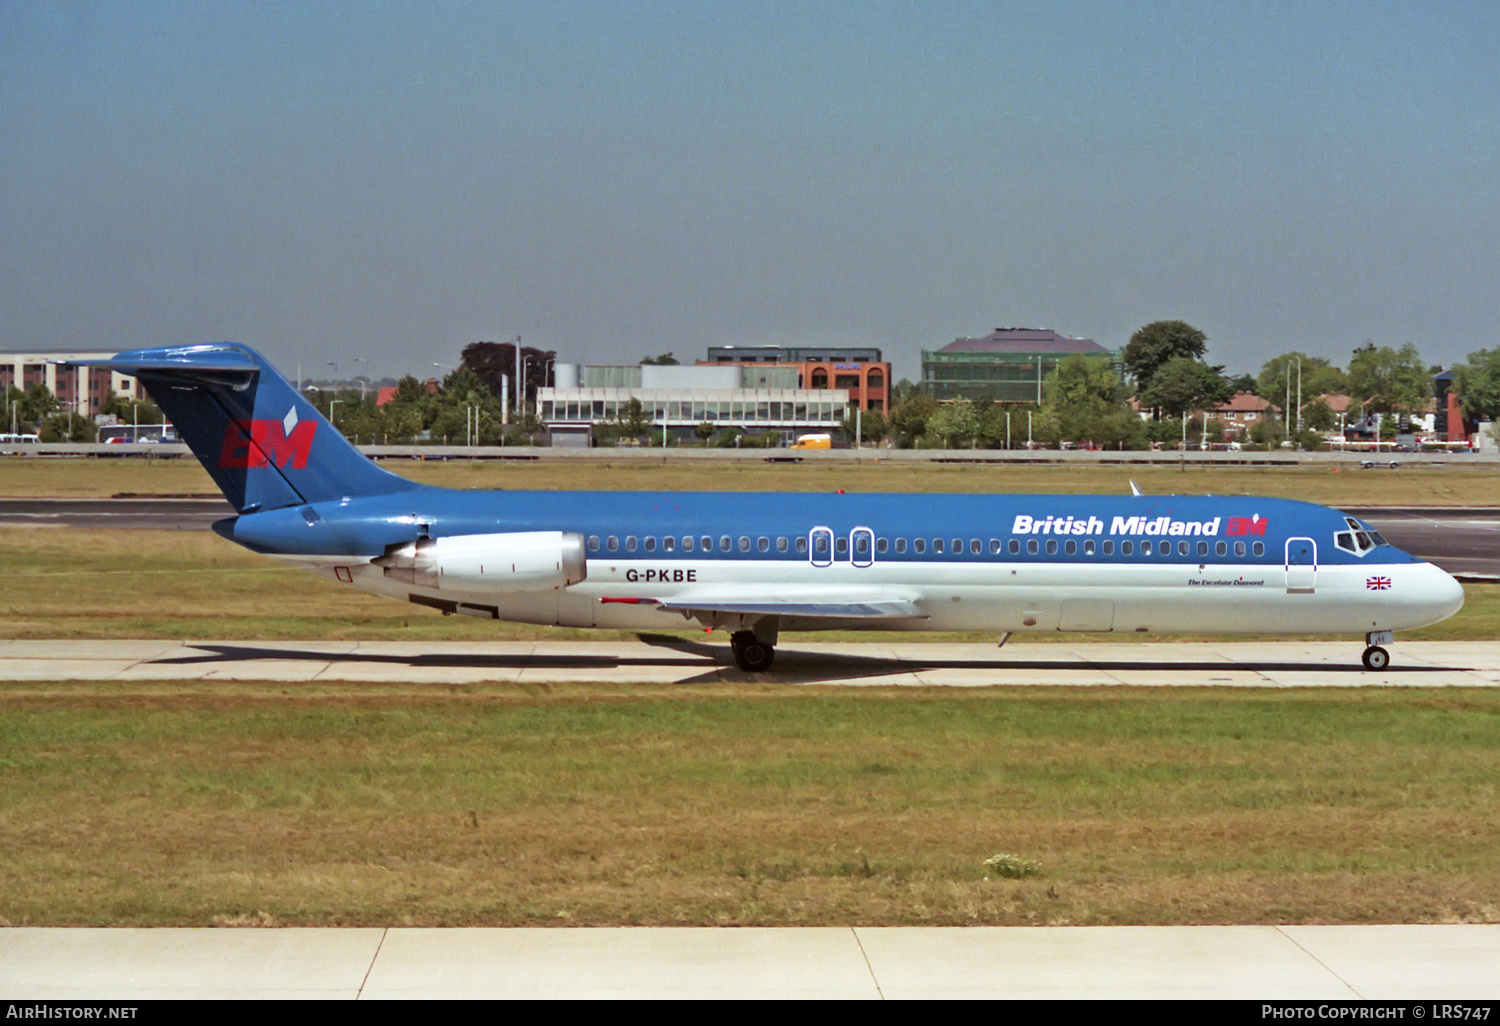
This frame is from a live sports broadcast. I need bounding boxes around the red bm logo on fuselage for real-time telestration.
[1226,516,1268,536]
[217,420,316,469]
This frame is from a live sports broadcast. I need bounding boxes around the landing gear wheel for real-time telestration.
[1362,646,1390,671]
[730,630,775,672]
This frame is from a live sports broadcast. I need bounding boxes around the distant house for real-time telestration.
[375,380,438,408]
[1214,393,1279,437]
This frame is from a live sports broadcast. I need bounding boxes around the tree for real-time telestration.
[618,398,652,439]
[1347,343,1429,415]
[640,352,679,365]
[1035,354,1145,448]
[1255,353,1349,410]
[460,340,556,403]
[1123,320,1209,391]
[840,407,887,445]
[693,421,717,444]
[888,394,939,448]
[1453,348,1500,422]
[925,400,980,448]
[1139,357,1234,419]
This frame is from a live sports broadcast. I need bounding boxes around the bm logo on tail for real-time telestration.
[218,409,316,469]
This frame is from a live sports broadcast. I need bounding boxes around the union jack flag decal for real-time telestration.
[1367,576,1392,591]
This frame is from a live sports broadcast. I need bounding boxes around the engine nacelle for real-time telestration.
[372,531,587,592]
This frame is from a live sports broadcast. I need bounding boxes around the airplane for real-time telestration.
[70,343,1465,673]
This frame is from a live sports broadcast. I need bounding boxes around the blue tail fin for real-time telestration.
[71,343,417,513]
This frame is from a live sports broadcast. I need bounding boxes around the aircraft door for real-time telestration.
[1285,537,1317,593]
[850,527,874,568]
[809,526,834,568]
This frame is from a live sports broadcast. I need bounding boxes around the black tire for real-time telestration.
[1362,646,1390,671]
[732,636,775,672]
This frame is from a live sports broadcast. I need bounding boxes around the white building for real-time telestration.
[539,363,852,446]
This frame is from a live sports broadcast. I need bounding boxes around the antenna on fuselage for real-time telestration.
[1129,480,1145,497]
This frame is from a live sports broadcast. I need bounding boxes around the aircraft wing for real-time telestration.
[653,585,927,621]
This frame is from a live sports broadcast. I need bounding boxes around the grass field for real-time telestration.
[2,683,1497,927]
[2,528,1496,642]
[3,458,1496,929]
[3,453,1500,505]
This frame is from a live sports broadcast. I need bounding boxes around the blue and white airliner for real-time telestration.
[74,344,1465,672]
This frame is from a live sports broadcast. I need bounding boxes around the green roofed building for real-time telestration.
[921,328,1120,403]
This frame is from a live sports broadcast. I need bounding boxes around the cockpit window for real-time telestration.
[1335,527,1378,556]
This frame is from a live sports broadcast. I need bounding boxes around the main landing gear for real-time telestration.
[730,630,776,672]
[1362,630,1393,671]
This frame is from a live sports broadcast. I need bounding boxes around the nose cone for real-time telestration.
[1412,561,1465,628]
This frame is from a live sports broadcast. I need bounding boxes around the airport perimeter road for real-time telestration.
[3,924,1498,999]
[2,639,1498,686]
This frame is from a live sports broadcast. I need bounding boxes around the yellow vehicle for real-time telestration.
[790,433,832,450]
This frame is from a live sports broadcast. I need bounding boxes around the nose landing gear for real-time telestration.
[1362,630,1393,671]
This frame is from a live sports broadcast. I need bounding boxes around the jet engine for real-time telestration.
[372,531,587,592]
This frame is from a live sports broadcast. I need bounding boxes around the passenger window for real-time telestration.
[778,537,790,553]
[644,537,656,552]
[1177,541,1189,556]
[796,536,809,553]
[739,537,750,552]
[854,535,869,555]
[990,539,1001,555]
[914,539,926,554]
[813,534,829,555]
[933,539,944,554]
[895,538,907,554]
[953,538,963,554]
[720,536,731,552]
[1064,540,1076,555]
[971,539,981,555]
[1084,539,1095,555]
[1197,541,1208,557]
[701,536,712,552]
[836,537,848,553]
[588,536,600,552]
[1234,541,1245,557]
[626,536,638,552]
[1216,541,1227,557]
[1103,540,1113,555]
[1027,539,1039,555]
[1141,541,1151,556]
[757,537,770,552]
[1046,539,1058,555]
[682,536,694,552]
[1253,542,1265,557]
[1008,539,1020,555]
[1121,540,1133,555]
[876,538,888,554]
[663,536,675,552]
[607,535,619,552]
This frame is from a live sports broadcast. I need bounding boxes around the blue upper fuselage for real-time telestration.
[216,486,1420,567]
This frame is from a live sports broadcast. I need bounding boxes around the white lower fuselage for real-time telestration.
[301,555,1463,638]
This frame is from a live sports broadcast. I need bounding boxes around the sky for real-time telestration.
[2,1,1497,382]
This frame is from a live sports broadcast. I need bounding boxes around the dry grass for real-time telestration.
[2,684,1497,927]
[3,453,1500,505]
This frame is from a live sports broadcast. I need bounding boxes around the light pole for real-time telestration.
[352,357,367,401]
[1286,357,1303,435]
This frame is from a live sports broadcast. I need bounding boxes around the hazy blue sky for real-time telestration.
[3,1,1497,380]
